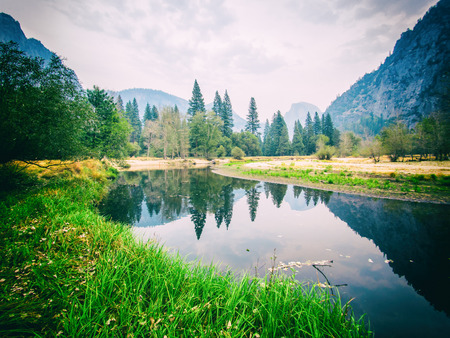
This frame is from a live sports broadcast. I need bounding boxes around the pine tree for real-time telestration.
[292,120,305,155]
[187,79,205,117]
[304,112,316,155]
[270,111,291,156]
[262,119,271,155]
[313,111,322,136]
[151,105,159,120]
[221,90,234,138]
[245,97,260,135]
[212,91,222,116]
[322,113,335,145]
[144,103,152,121]
[116,95,125,116]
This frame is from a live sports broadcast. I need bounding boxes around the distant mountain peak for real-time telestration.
[0,12,53,62]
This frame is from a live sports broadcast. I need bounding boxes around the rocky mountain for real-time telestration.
[284,102,322,137]
[111,88,247,132]
[0,12,53,62]
[325,0,450,134]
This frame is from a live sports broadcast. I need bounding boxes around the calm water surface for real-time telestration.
[99,168,450,337]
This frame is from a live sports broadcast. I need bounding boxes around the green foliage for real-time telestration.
[212,91,222,116]
[340,132,362,157]
[381,122,412,162]
[265,111,291,156]
[125,98,141,143]
[245,97,260,135]
[231,146,245,159]
[216,145,226,158]
[187,79,205,117]
[292,120,305,155]
[86,86,131,159]
[221,90,234,138]
[141,106,189,159]
[231,131,262,156]
[0,42,93,164]
[315,135,336,160]
[189,111,223,159]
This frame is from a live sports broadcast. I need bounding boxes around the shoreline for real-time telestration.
[122,157,450,204]
[213,166,449,205]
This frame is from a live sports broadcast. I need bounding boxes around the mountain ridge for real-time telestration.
[325,0,450,134]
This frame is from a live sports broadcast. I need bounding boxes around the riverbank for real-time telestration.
[0,160,371,337]
[214,157,450,204]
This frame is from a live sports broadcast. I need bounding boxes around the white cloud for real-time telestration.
[1,0,440,119]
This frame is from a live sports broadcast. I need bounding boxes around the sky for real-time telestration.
[1,0,439,120]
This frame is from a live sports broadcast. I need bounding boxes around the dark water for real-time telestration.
[99,168,450,337]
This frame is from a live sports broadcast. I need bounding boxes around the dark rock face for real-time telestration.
[0,13,53,62]
[325,0,450,132]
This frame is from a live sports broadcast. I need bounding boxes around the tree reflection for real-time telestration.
[264,182,287,208]
[246,186,261,221]
[100,169,333,240]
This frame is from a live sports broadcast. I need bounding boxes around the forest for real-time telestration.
[1,41,449,168]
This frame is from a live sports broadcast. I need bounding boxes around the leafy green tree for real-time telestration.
[381,122,412,162]
[86,86,131,159]
[187,79,205,117]
[0,42,93,164]
[413,114,450,160]
[245,97,260,135]
[315,135,336,160]
[292,120,305,155]
[189,111,223,159]
[221,90,234,138]
[231,146,245,159]
[339,132,361,157]
[231,131,262,156]
[213,91,222,116]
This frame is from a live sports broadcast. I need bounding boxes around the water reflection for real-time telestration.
[99,168,450,336]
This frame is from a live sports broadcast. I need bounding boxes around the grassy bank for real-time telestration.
[0,161,371,337]
[218,158,450,204]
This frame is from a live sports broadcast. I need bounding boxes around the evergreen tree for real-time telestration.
[292,120,305,155]
[144,103,152,121]
[86,86,131,159]
[125,98,141,143]
[313,112,322,136]
[262,119,272,156]
[245,97,260,135]
[212,91,222,116]
[221,90,234,137]
[187,79,205,117]
[303,112,316,155]
[116,95,125,116]
[322,113,335,145]
[269,111,291,156]
[151,105,159,120]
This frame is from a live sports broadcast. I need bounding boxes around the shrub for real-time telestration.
[231,147,245,160]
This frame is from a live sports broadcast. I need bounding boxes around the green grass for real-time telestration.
[240,167,450,198]
[0,161,371,337]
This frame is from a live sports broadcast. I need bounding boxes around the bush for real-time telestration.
[316,146,336,160]
[216,145,226,158]
[231,147,245,160]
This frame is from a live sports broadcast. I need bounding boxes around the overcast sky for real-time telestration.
[2,0,439,120]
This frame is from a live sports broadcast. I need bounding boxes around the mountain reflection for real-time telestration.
[326,194,450,317]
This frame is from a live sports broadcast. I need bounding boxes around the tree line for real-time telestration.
[2,41,448,165]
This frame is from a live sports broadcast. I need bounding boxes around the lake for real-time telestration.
[99,168,450,337]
